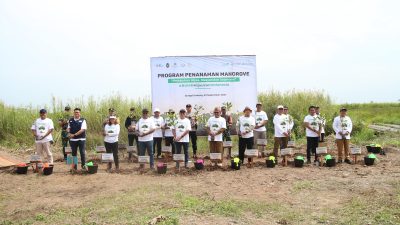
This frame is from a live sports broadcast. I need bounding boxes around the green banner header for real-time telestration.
[168,77,240,83]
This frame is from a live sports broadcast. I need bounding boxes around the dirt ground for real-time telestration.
[1,138,400,225]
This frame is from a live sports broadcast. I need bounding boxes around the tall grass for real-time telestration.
[0,94,151,150]
[0,90,399,151]
[257,89,337,138]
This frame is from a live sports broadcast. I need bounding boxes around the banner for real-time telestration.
[150,55,257,114]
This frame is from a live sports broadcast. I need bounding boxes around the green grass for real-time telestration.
[292,180,315,192]
[0,185,298,225]
[332,181,400,225]
[1,181,399,225]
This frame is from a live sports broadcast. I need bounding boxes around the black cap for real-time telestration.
[340,107,347,112]
[186,104,192,108]
[39,109,47,114]
[142,108,149,113]
[179,109,186,113]
[109,108,115,112]
[64,106,71,111]
[130,107,135,111]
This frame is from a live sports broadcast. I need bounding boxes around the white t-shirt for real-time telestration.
[237,115,256,138]
[273,114,288,138]
[207,116,226,141]
[284,114,295,131]
[333,116,353,140]
[104,124,120,143]
[136,117,155,142]
[151,116,164,138]
[31,118,54,143]
[253,111,268,132]
[164,116,176,137]
[173,118,191,142]
[303,115,320,137]
[67,118,87,141]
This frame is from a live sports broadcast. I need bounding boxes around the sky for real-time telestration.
[0,0,399,107]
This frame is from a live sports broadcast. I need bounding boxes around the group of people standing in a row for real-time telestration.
[30,103,353,172]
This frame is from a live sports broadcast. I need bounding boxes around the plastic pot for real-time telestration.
[364,157,375,166]
[294,159,304,168]
[43,165,54,175]
[194,162,204,170]
[266,160,275,168]
[366,146,381,154]
[325,158,336,167]
[16,166,29,174]
[157,163,167,174]
[87,164,98,174]
[371,147,381,154]
[231,159,241,170]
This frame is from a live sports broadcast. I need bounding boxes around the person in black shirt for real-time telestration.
[125,107,139,161]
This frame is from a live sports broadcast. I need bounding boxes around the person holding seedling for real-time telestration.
[172,109,191,168]
[221,106,233,142]
[164,109,177,156]
[125,107,139,162]
[206,107,226,167]
[103,115,120,172]
[151,108,164,159]
[237,106,256,164]
[333,107,353,164]
[303,106,321,164]
[185,104,198,158]
[283,106,294,142]
[67,108,87,172]
[31,109,54,165]
[253,102,268,146]
[315,106,326,143]
[58,105,72,161]
[136,108,156,169]
[273,105,289,158]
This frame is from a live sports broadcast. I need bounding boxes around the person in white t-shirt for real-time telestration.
[273,105,289,158]
[303,106,321,164]
[333,107,353,164]
[283,106,294,140]
[206,107,226,166]
[31,109,54,164]
[135,108,156,169]
[103,116,120,172]
[172,109,191,168]
[253,102,268,146]
[151,108,164,159]
[315,106,326,143]
[237,106,256,164]
[163,109,176,156]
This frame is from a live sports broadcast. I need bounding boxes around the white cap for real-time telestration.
[153,108,160,113]
[277,105,284,109]
[109,116,117,119]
